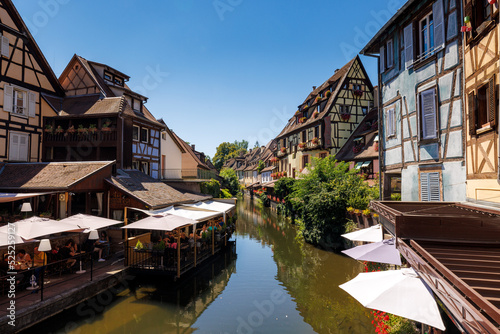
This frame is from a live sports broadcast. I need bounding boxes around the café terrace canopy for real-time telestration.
[123,214,197,232]
[133,206,222,222]
[370,201,500,334]
[183,201,235,214]
[0,192,54,203]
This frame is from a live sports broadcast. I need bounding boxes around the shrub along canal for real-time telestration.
[24,199,372,334]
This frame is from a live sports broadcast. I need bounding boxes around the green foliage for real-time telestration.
[257,160,265,174]
[391,193,402,201]
[343,219,357,234]
[220,167,240,195]
[234,140,248,150]
[259,191,270,206]
[213,141,248,171]
[290,156,377,249]
[220,188,232,198]
[152,241,166,252]
[275,177,296,199]
[200,179,221,198]
[135,240,144,250]
[254,141,260,148]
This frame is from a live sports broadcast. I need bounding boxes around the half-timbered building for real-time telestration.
[0,0,64,163]
[274,56,374,178]
[462,0,500,206]
[361,0,465,202]
[43,55,163,178]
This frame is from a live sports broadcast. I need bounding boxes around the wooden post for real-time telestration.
[211,222,215,255]
[124,207,128,266]
[177,228,181,278]
[194,224,197,267]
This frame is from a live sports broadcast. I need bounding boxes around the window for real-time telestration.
[386,107,396,138]
[141,162,149,175]
[317,105,321,113]
[419,14,434,59]
[339,105,350,114]
[133,125,139,141]
[3,85,36,118]
[140,128,148,143]
[304,111,308,118]
[420,172,441,201]
[302,155,309,169]
[14,89,26,115]
[319,153,327,159]
[362,107,368,115]
[162,133,167,140]
[419,88,437,140]
[386,39,394,69]
[114,76,124,86]
[132,161,139,170]
[470,76,497,134]
[103,72,112,81]
[9,132,29,162]
[1,34,9,58]
[314,126,320,138]
[302,131,306,142]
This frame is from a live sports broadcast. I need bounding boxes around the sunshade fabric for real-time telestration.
[184,201,235,213]
[0,231,32,247]
[0,216,86,239]
[341,224,383,243]
[0,192,53,203]
[361,161,372,168]
[122,214,196,231]
[354,162,363,170]
[342,238,402,266]
[60,213,122,232]
[339,268,446,330]
[134,206,222,221]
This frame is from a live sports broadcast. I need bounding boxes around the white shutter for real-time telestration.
[404,23,414,70]
[3,85,13,112]
[1,35,9,58]
[433,0,445,50]
[421,89,437,139]
[380,46,385,72]
[28,92,36,118]
[429,172,441,201]
[9,133,19,161]
[386,108,395,137]
[420,173,429,201]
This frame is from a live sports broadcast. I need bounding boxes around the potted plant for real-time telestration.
[280,147,286,153]
[312,137,319,145]
[315,96,322,103]
[341,113,351,121]
[101,119,112,131]
[283,171,287,176]
[362,209,371,217]
[66,125,76,134]
[55,125,64,134]
[326,90,332,97]
[353,89,363,97]
[89,124,97,133]
[44,124,53,134]
[295,110,301,116]
[299,117,307,123]
[77,124,88,134]
[313,111,319,118]
[298,142,306,150]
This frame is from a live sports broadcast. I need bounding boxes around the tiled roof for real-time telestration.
[107,170,192,209]
[276,57,359,139]
[170,131,210,170]
[172,188,213,202]
[0,161,113,190]
[335,108,379,162]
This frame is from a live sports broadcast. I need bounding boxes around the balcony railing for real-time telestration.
[44,130,118,144]
[161,169,218,180]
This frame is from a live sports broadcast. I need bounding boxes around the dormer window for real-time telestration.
[114,76,124,86]
[103,72,112,81]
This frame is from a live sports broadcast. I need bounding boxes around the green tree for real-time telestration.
[200,179,221,198]
[213,141,248,171]
[220,168,240,195]
[257,160,265,174]
[234,140,248,150]
[254,141,260,148]
[290,156,376,249]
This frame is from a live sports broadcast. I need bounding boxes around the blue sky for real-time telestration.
[13,0,405,158]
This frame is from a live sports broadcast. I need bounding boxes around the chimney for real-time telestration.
[334,69,339,73]
[191,144,195,151]
[312,86,317,90]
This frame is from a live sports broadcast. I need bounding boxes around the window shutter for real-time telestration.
[3,85,13,112]
[380,46,385,72]
[404,23,414,70]
[428,172,441,201]
[468,92,477,135]
[488,75,496,127]
[386,108,395,137]
[433,0,445,50]
[9,133,19,161]
[387,40,394,68]
[19,134,28,161]
[464,0,474,43]
[420,173,429,201]
[28,92,36,118]
[421,89,437,139]
[1,35,9,58]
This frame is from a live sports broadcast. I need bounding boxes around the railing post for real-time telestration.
[90,254,93,281]
[40,266,45,301]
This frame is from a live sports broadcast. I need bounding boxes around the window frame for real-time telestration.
[140,127,149,143]
[418,88,438,141]
[132,125,140,141]
[418,12,434,60]
[386,39,394,69]
[385,107,396,139]
[9,132,29,162]
[419,171,441,201]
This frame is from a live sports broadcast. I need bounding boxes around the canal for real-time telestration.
[25,198,372,334]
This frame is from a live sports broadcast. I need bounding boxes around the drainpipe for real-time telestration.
[363,53,383,200]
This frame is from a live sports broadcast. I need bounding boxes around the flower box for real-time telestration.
[353,89,363,97]
[313,111,319,118]
[340,113,351,121]
[66,126,76,133]
[315,96,322,103]
[280,147,286,153]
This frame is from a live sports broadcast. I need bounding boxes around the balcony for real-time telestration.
[44,130,118,146]
[161,169,218,181]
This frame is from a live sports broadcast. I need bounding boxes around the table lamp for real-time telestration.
[21,202,32,218]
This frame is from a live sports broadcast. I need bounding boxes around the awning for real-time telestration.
[0,192,55,203]
[132,206,222,222]
[183,201,235,214]
[341,224,383,243]
[59,214,122,233]
[0,216,86,239]
[122,214,196,231]
[354,162,363,170]
[361,161,372,168]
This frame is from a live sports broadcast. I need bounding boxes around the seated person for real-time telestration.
[15,249,32,266]
[93,231,109,262]
[59,240,76,268]
[33,247,47,267]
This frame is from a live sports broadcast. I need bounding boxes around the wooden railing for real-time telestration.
[44,130,118,144]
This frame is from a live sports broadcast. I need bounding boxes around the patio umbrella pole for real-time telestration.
[177,228,180,278]
[194,223,197,267]
[212,222,214,255]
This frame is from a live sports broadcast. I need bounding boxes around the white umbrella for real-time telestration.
[342,238,402,266]
[0,231,31,247]
[339,268,446,331]
[0,216,87,239]
[59,214,122,232]
[122,214,196,231]
[341,224,383,243]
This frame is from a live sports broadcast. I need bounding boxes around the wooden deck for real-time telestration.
[0,256,128,334]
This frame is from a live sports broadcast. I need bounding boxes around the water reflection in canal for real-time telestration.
[26,198,372,334]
